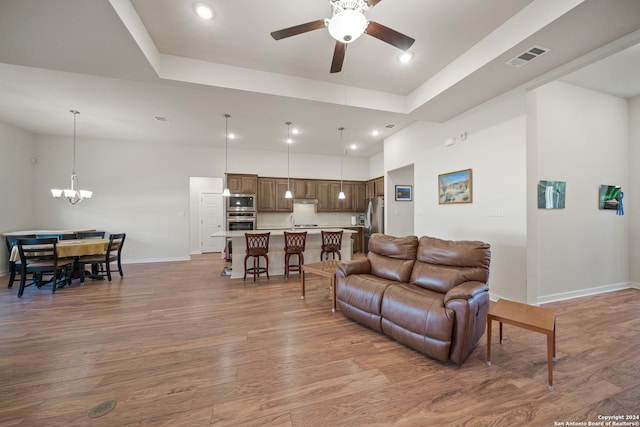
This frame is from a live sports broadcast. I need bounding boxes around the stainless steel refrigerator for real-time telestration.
[364,196,384,253]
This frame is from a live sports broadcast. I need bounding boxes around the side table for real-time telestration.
[487,298,557,390]
[301,260,340,312]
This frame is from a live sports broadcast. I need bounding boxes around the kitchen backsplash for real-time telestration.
[257,203,363,229]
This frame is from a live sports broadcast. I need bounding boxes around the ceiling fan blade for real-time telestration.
[365,21,415,51]
[366,0,383,6]
[271,19,326,40]
[330,42,346,73]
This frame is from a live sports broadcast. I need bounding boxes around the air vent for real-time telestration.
[506,45,550,68]
[384,124,396,129]
[154,116,170,123]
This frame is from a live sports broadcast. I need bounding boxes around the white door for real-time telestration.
[200,192,224,253]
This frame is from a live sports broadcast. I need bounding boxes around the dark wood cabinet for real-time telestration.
[365,176,384,199]
[346,226,364,253]
[353,182,366,212]
[316,181,332,212]
[257,177,292,212]
[226,174,258,194]
[292,179,316,199]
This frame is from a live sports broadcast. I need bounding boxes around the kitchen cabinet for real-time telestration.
[226,174,258,194]
[353,182,366,212]
[317,181,357,212]
[365,176,384,199]
[346,227,364,253]
[292,179,316,199]
[374,177,385,197]
[257,177,292,212]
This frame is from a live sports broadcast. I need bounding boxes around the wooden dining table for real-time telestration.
[9,239,109,263]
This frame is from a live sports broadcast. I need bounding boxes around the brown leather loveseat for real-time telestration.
[336,233,491,365]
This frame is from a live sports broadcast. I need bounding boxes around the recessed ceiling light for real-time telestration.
[371,129,379,136]
[292,128,300,135]
[193,3,214,20]
[228,133,236,140]
[350,144,357,150]
[286,138,293,144]
[399,52,413,63]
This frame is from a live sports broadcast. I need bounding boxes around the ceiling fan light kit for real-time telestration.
[270,0,415,73]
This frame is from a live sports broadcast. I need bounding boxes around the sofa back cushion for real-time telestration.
[410,236,491,293]
[367,234,418,283]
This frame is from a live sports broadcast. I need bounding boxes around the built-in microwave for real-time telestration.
[226,194,256,212]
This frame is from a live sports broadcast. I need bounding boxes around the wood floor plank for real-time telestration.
[0,254,638,425]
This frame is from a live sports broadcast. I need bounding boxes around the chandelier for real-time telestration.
[51,110,93,205]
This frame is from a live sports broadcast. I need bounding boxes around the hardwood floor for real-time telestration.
[0,254,638,426]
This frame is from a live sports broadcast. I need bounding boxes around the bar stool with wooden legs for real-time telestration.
[243,232,270,282]
[320,230,343,260]
[284,231,307,280]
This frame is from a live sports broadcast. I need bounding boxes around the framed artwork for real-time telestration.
[438,169,472,204]
[538,180,566,209]
[395,185,412,201]
[599,185,622,210]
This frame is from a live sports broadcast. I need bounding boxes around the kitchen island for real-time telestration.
[221,228,354,279]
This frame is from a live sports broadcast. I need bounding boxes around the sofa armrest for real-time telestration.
[444,281,489,304]
[336,259,371,278]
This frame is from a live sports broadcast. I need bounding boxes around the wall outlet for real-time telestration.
[488,207,504,217]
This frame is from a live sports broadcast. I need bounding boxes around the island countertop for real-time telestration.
[217,228,354,279]
[221,228,355,238]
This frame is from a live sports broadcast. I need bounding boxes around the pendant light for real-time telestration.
[285,121,293,199]
[338,127,346,200]
[222,113,231,197]
[51,110,93,205]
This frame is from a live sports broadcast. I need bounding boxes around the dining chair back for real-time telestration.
[321,230,343,260]
[5,234,35,289]
[284,231,307,280]
[35,233,76,240]
[76,231,106,239]
[243,232,270,282]
[15,237,73,297]
[77,233,126,282]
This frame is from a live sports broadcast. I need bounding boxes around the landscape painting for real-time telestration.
[439,169,472,204]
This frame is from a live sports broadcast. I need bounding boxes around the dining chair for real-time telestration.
[243,232,270,282]
[15,237,74,297]
[35,233,76,240]
[284,231,307,280]
[320,230,343,260]
[5,234,35,289]
[77,233,126,282]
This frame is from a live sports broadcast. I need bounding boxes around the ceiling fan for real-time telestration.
[270,0,415,73]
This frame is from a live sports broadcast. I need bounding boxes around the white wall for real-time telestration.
[385,90,528,302]
[15,134,370,264]
[0,120,37,275]
[628,96,640,285]
[530,81,630,303]
[386,164,414,237]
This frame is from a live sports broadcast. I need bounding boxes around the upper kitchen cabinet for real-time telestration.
[257,177,292,212]
[292,179,317,199]
[226,174,258,194]
[353,182,366,212]
[317,181,361,212]
[365,176,385,198]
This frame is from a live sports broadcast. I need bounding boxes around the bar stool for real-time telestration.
[320,230,343,260]
[284,231,307,280]
[243,232,270,282]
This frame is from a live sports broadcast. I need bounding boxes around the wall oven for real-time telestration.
[226,212,256,231]
[226,194,256,212]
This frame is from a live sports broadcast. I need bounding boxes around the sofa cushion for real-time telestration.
[411,236,490,293]
[336,274,396,332]
[367,234,418,283]
[381,284,455,361]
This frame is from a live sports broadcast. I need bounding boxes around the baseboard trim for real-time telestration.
[536,282,637,305]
